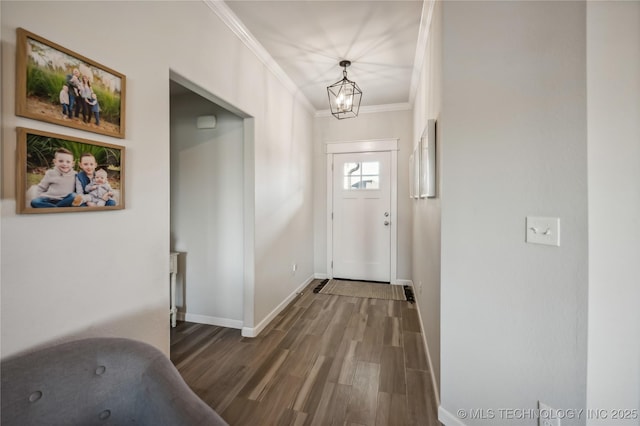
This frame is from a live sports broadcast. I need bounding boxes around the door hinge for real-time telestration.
[331,261,333,269]
[331,212,333,220]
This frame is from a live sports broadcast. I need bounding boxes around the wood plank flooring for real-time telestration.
[170,280,440,426]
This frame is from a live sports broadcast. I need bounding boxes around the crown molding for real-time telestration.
[315,103,412,118]
[203,0,315,114]
[408,0,436,105]
[204,0,430,116]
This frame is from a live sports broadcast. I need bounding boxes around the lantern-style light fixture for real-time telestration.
[326,60,362,119]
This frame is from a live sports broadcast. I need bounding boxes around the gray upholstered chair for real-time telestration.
[1,337,228,426]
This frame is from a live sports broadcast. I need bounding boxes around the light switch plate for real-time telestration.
[526,217,560,246]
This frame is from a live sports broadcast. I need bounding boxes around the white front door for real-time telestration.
[332,151,391,282]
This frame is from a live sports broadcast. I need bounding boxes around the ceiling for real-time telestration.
[221,0,427,113]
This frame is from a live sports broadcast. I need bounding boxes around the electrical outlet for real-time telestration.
[538,402,560,426]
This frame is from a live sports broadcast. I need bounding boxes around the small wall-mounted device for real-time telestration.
[526,216,560,246]
[196,115,217,129]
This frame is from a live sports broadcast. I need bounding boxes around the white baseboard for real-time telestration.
[314,273,329,280]
[395,278,412,286]
[241,274,314,337]
[411,279,441,407]
[439,406,467,426]
[177,312,244,329]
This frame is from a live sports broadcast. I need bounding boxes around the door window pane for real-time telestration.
[361,161,379,175]
[344,162,360,175]
[343,161,380,190]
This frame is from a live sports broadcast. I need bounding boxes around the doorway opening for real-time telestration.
[169,71,255,331]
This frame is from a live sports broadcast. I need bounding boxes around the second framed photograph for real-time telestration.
[16,127,125,214]
[15,28,126,139]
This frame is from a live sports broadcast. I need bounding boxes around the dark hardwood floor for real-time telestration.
[170,280,440,426]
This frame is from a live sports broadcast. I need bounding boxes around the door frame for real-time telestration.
[326,138,399,284]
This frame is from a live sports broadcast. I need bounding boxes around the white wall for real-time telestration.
[170,91,244,327]
[313,109,413,281]
[586,2,640,424]
[411,0,442,395]
[1,1,314,357]
[252,95,315,326]
[440,2,588,425]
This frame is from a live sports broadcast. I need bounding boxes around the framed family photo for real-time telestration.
[16,127,125,214]
[15,28,126,139]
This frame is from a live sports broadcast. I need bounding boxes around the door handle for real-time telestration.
[384,220,390,226]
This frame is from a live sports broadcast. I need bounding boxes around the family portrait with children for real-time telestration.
[59,68,103,128]
[18,129,124,213]
[17,28,125,138]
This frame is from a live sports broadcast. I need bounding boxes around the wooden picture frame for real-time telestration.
[419,119,437,198]
[16,28,126,139]
[17,127,125,214]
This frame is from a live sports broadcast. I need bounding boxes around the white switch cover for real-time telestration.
[526,217,560,246]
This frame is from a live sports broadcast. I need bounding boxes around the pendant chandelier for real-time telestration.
[326,60,362,119]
